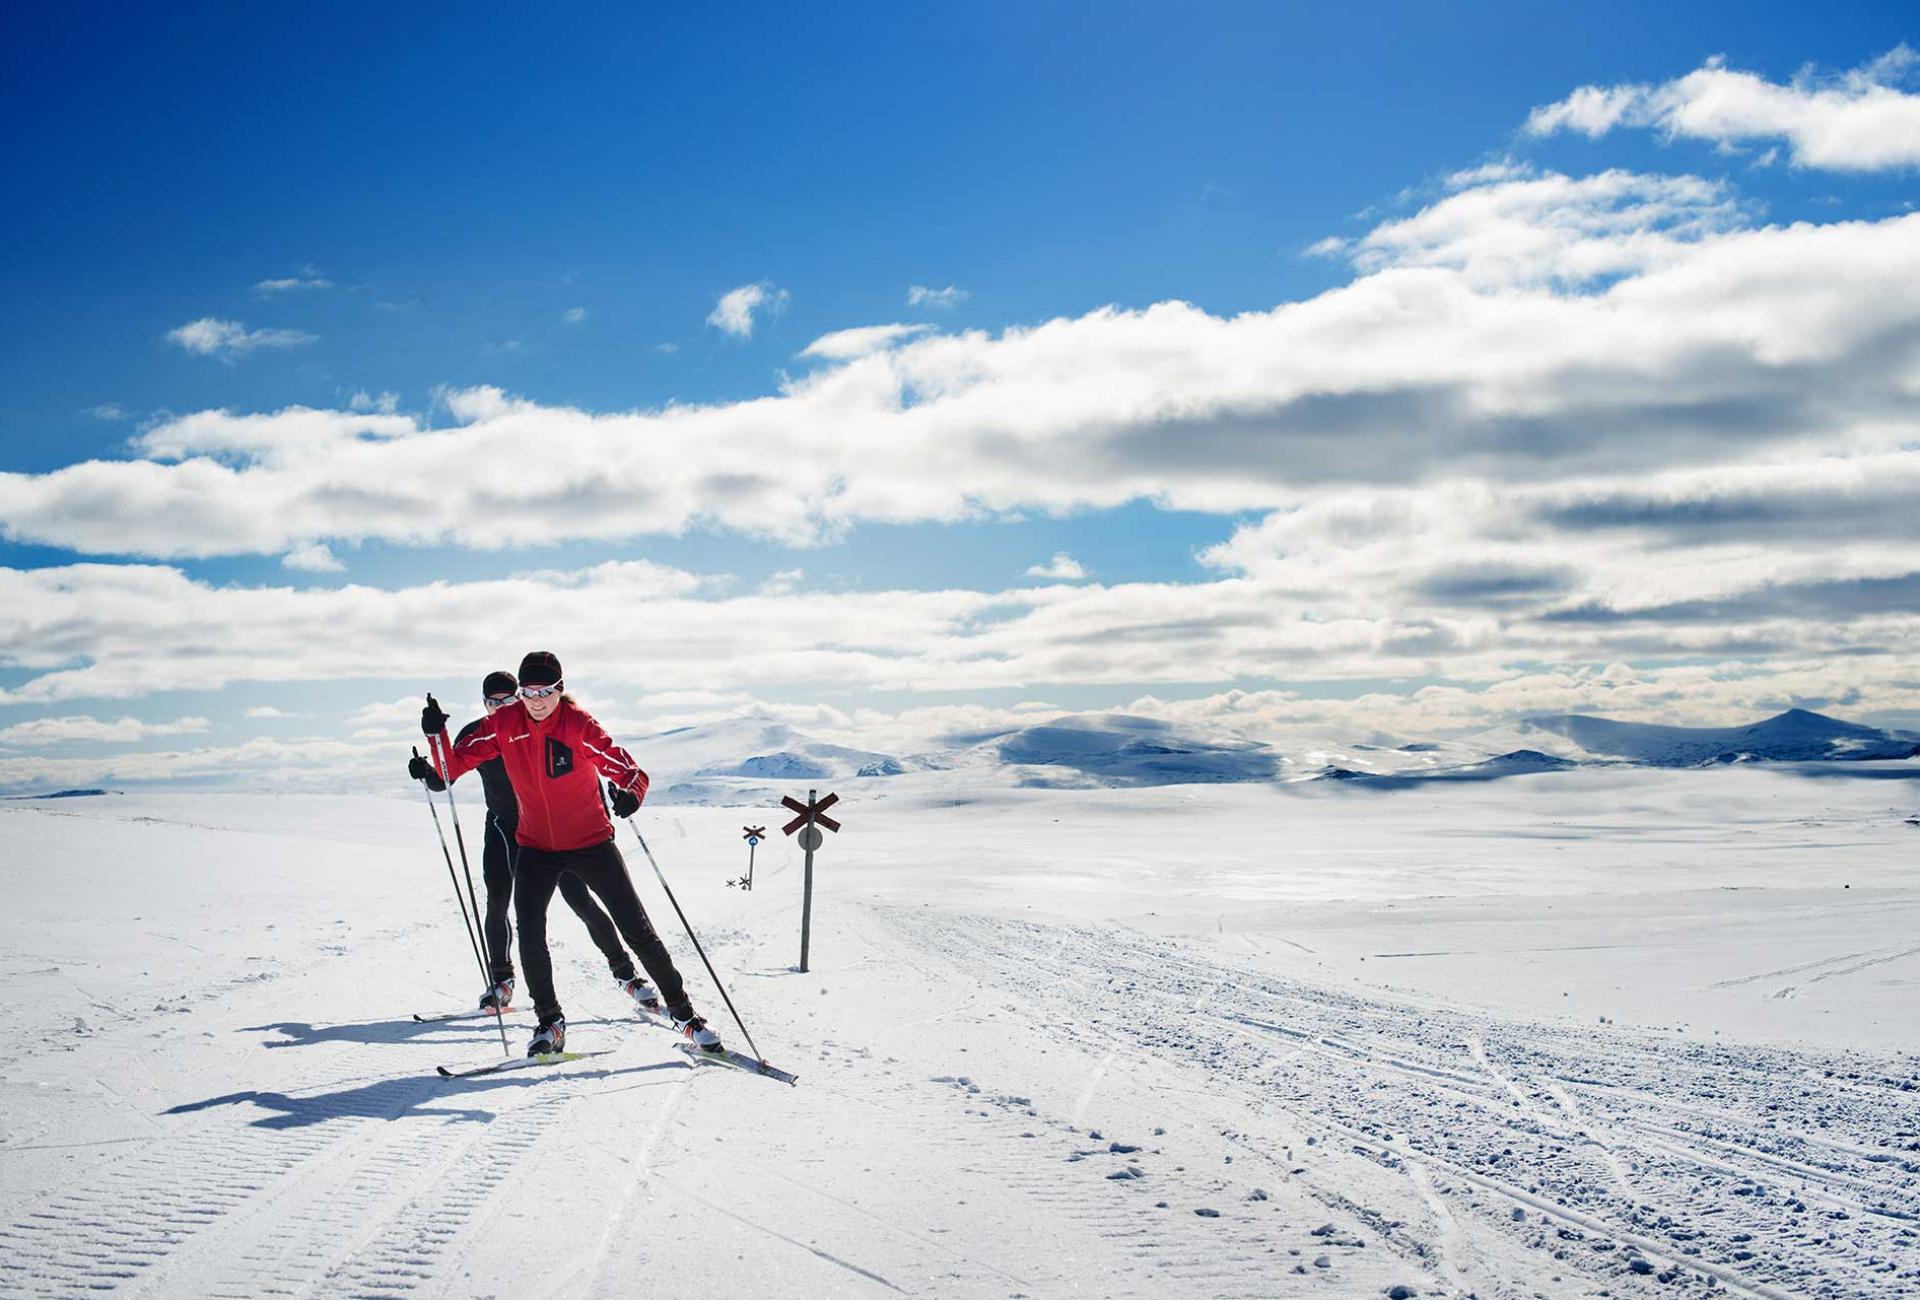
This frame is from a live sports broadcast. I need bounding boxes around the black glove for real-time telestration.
[609,786,641,819]
[408,751,447,792]
[421,694,449,738]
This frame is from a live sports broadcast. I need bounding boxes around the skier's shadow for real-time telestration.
[240,1014,628,1050]
[164,1058,685,1130]
[238,1017,489,1049]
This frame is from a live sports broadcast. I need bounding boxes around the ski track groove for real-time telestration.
[1768,942,1920,1000]
[0,966,684,1300]
[888,907,1920,1299]
[908,1072,1317,1299]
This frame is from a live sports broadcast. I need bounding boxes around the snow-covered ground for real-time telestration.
[3,766,1917,1298]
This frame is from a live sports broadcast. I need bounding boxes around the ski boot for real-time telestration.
[527,1017,566,1058]
[621,975,663,1015]
[673,1012,723,1054]
[478,977,514,1014]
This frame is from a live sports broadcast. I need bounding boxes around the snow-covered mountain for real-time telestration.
[644,707,1913,802]
[939,712,1281,788]
[634,714,902,803]
[1320,748,1580,787]
[1311,708,1919,786]
[1469,708,1919,768]
[624,710,1287,802]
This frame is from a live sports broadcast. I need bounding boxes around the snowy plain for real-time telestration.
[2,764,1917,1298]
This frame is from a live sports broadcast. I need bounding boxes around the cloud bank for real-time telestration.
[10,179,1917,562]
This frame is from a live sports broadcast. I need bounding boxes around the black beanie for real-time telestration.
[518,650,563,687]
[482,670,517,698]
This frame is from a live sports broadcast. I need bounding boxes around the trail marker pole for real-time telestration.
[741,826,766,891]
[780,790,841,973]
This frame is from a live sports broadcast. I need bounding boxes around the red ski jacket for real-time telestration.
[442,698,649,852]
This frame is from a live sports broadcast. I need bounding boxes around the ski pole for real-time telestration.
[415,743,491,995]
[624,817,766,1064]
[428,725,510,1057]
[430,726,492,967]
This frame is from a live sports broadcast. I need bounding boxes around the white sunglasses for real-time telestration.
[519,681,564,700]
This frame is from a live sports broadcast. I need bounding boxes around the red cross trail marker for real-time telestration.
[780,790,841,973]
[781,792,840,837]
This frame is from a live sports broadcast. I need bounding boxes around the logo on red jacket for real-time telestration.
[546,737,574,778]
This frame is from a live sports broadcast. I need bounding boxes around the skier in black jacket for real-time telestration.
[435,671,670,1017]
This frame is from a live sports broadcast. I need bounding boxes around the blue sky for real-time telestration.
[1,3,1918,788]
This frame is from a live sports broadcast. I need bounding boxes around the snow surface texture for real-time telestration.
[2,766,1917,1298]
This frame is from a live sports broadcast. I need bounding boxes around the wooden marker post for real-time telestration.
[780,789,841,973]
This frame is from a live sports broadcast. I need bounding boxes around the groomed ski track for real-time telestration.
[2,790,1917,1298]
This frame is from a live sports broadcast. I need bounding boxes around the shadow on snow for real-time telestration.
[238,1014,630,1049]
[163,1057,685,1129]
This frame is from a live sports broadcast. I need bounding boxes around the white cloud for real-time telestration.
[707,282,789,338]
[908,284,969,309]
[0,735,379,793]
[564,306,587,323]
[636,689,756,710]
[348,390,400,414]
[799,323,931,361]
[244,705,300,719]
[1025,552,1088,580]
[758,568,804,596]
[1,525,1915,730]
[0,714,211,747]
[253,267,332,295]
[1444,160,1534,188]
[1342,168,1743,287]
[1526,47,1920,171]
[133,406,415,462]
[282,542,344,573]
[166,318,317,359]
[84,403,127,421]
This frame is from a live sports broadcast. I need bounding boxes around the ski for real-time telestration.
[675,1040,799,1085]
[629,1004,797,1084]
[436,1048,613,1079]
[413,1007,513,1023]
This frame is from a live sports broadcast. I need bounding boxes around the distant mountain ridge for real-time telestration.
[637,706,1914,803]
[984,713,1280,788]
[1493,708,1919,767]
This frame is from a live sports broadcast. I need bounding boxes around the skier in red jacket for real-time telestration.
[407,650,721,1059]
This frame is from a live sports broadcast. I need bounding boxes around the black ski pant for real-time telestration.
[484,815,639,990]
[513,836,692,1024]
